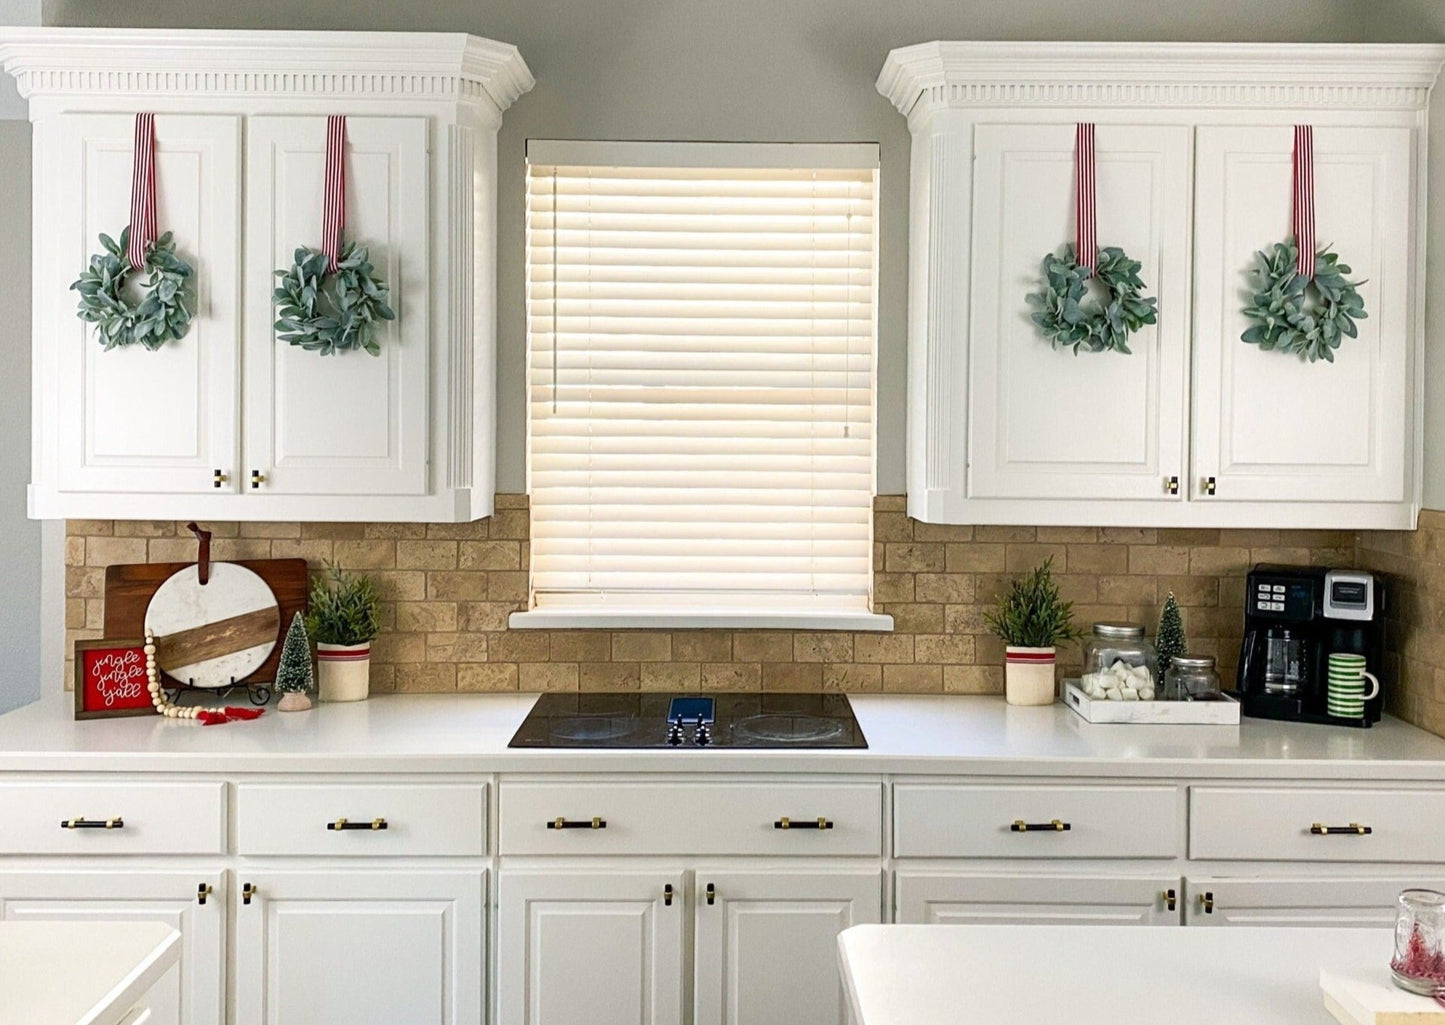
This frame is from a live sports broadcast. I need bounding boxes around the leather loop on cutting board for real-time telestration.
[186,522,212,585]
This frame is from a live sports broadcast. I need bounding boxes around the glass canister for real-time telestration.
[1080,623,1159,701]
[1162,655,1222,702]
[1392,889,1445,994]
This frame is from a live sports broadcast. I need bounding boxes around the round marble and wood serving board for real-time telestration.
[103,559,307,687]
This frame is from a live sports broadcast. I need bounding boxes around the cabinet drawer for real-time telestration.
[893,784,1179,858]
[1189,787,1445,862]
[0,781,225,854]
[236,783,486,857]
[499,780,882,856]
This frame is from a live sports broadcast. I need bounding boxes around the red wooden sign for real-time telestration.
[74,638,154,720]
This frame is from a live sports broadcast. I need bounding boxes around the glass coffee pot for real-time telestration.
[1263,627,1306,694]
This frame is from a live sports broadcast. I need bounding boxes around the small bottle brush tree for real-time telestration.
[1156,591,1187,675]
[275,611,314,712]
[985,558,1079,706]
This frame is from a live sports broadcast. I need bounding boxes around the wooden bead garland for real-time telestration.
[145,628,226,721]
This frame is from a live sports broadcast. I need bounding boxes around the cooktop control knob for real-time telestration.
[666,720,684,747]
[693,722,711,747]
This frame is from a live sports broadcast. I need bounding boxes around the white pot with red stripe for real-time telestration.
[1004,646,1057,706]
[316,642,371,702]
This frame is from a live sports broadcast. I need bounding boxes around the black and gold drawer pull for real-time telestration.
[774,817,833,830]
[547,816,606,830]
[60,816,123,830]
[327,817,388,831]
[1161,889,1177,912]
[1310,822,1372,836]
[197,883,213,906]
[1011,819,1070,833]
[1199,891,1214,914]
[705,882,716,906]
[663,884,674,907]
[242,882,256,906]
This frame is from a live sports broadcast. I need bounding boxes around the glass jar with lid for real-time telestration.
[1391,888,1445,994]
[1080,623,1159,700]
[1162,655,1222,702]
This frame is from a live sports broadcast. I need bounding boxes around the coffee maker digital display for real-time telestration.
[1236,565,1386,727]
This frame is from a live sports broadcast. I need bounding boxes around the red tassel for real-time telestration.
[197,710,229,726]
[224,707,265,721]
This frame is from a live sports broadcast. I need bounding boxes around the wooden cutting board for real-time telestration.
[104,559,308,687]
[1322,967,1445,1025]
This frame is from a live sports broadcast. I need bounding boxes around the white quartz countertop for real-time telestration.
[2,691,1445,777]
[838,924,1388,1025]
[0,921,180,1025]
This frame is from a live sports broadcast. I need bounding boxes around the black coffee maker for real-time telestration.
[1236,565,1386,727]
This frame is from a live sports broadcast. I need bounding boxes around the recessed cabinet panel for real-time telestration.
[1192,126,1413,503]
[497,870,685,1025]
[244,115,429,497]
[693,868,880,1025]
[968,123,1191,502]
[0,870,226,1025]
[52,113,241,494]
[1183,877,1439,927]
[895,872,1179,926]
[234,870,482,1025]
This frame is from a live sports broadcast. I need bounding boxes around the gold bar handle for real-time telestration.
[774,817,833,830]
[61,816,123,830]
[1310,822,1371,836]
[547,816,606,830]
[327,817,388,831]
[1010,819,1070,833]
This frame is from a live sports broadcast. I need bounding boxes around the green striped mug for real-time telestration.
[1327,652,1379,719]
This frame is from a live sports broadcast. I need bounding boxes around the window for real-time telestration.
[515,141,886,630]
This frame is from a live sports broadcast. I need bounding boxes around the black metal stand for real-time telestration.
[164,676,272,707]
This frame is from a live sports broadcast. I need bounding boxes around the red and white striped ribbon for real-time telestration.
[1075,123,1097,275]
[322,115,347,273]
[1292,124,1316,280]
[127,112,158,269]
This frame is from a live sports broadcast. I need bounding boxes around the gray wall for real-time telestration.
[42,0,1445,504]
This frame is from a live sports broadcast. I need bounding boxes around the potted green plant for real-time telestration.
[985,558,1079,706]
[305,563,381,702]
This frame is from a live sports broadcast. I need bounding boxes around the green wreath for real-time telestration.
[69,227,194,351]
[273,242,395,357]
[1025,244,1158,355]
[1241,239,1366,364]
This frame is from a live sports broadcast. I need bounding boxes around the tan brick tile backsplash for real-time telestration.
[59,498,1445,740]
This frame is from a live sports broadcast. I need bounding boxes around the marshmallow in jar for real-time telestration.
[1079,622,1158,701]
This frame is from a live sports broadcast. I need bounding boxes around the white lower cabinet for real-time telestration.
[496,868,686,1025]
[693,867,882,1025]
[1183,876,1445,927]
[0,870,225,1025]
[234,870,483,1025]
[895,872,1179,926]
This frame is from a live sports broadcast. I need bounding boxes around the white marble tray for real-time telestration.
[1064,680,1241,725]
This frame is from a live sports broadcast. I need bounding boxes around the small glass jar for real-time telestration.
[1392,889,1445,994]
[1080,623,1159,700]
[1162,655,1222,702]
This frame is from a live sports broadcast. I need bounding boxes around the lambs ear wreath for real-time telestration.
[273,242,395,357]
[70,227,194,351]
[1240,239,1366,364]
[1025,244,1158,356]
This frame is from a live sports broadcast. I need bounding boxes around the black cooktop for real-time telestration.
[508,692,866,749]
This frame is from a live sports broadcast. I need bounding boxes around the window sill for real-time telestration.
[507,608,894,632]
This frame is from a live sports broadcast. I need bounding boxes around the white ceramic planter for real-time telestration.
[316,642,371,702]
[1004,646,1057,706]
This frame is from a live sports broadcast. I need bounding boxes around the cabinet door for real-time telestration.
[694,867,880,1025]
[1185,876,1441,927]
[497,869,685,1025]
[48,113,241,494]
[968,123,1191,501]
[244,115,429,497]
[234,870,481,1025]
[0,870,225,1025]
[895,872,1179,926]
[1192,125,1413,502]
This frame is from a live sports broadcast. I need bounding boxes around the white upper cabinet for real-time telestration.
[1,29,533,521]
[244,115,429,498]
[969,123,1190,503]
[1192,125,1413,506]
[879,42,1444,529]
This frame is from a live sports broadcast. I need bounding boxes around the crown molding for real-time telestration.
[877,41,1445,118]
[0,28,534,113]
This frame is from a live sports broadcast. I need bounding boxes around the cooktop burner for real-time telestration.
[508,693,866,749]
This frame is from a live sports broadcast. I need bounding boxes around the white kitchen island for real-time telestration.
[0,920,180,1025]
[839,924,1393,1025]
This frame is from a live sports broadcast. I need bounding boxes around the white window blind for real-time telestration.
[523,141,878,618]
